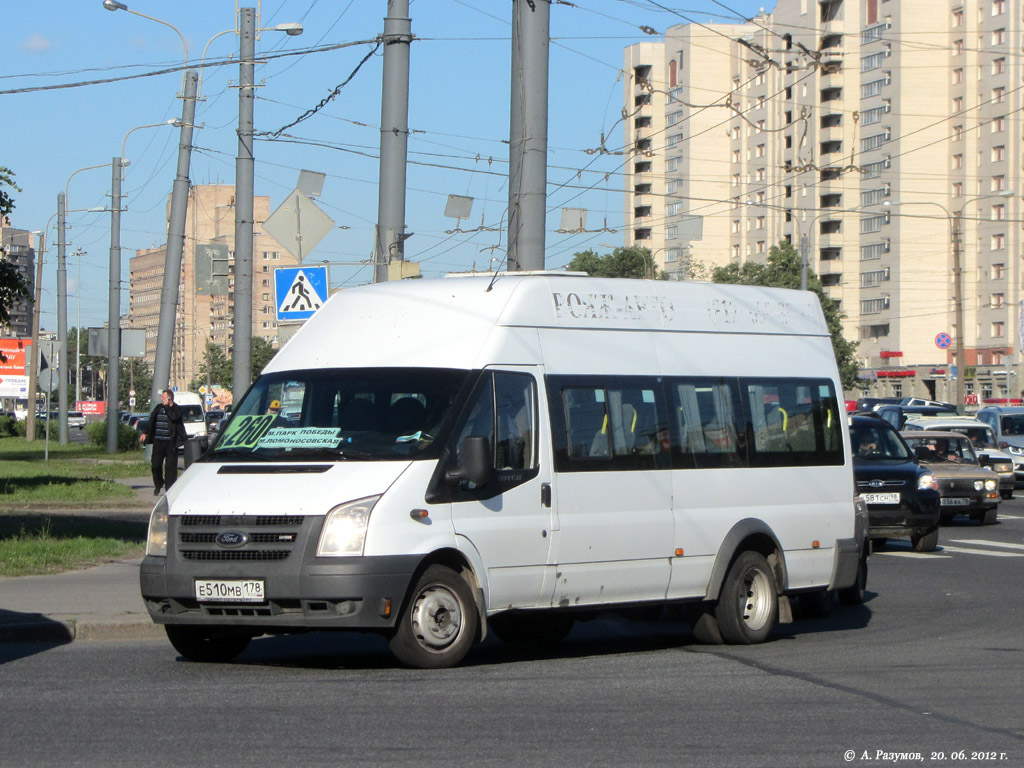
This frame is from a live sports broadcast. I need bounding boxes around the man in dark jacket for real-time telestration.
[140,389,187,495]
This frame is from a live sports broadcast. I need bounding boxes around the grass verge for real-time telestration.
[0,516,146,577]
[0,437,148,508]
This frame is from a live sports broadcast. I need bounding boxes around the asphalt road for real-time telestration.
[1,502,1022,768]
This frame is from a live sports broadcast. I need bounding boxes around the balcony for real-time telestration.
[820,140,843,157]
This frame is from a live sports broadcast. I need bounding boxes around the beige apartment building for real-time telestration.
[624,0,1022,403]
[128,185,299,391]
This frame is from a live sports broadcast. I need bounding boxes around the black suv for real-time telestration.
[850,415,942,552]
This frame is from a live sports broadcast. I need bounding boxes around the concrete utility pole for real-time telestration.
[25,231,45,442]
[507,0,550,272]
[56,192,69,445]
[233,7,255,402]
[151,69,199,404]
[374,0,412,283]
[952,211,966,415]
[106,157,123,453]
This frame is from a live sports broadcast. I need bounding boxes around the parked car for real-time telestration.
[133,417,150,435]
[67,411,86,429]
[205,409,225,431]
[855,397,902,413]
[900,431,1000,525]
[875,403,957,430]
[975,405,1024,484]
[849,415,941,552]
[902,416,1015,498]
[127,413,148,429]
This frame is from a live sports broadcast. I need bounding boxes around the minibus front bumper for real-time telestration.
[140,514,420,631]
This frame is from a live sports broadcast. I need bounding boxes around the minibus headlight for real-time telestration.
[147,497,169,557]
[918,473,937,491]
[984,479,997,492]
[317,496,380,557]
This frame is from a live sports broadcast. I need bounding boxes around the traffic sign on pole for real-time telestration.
[935,333,952,350]
[275,266,329,321]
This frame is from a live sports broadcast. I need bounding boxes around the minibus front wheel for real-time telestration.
[389,564,479,669]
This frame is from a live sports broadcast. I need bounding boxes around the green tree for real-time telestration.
[567,246,667,280]
[190,343,232,391]
[0,167,31,342]
[711,240,860,390]
[251,336,277,379]
[120,358,153,413]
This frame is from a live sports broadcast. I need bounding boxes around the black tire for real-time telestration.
[164,625,251,663]
[713,551,778,645]
[911,527,939,552]
[798,589,832,619]
[488,612,574,645]
[389,565,478,669]
[837,552,868,606]
[981,506,998,525]
[870,537,887,552]
[1000,490,1013,500]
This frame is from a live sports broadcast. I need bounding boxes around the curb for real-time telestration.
[0,617,166,644]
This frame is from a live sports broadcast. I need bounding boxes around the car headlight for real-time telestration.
[984,479,997,492]
[918,473,937,491]
[1005,445,1024,456]
[146,496,169,557]
[317,496,380,557]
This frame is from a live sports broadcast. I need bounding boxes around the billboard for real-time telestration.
[0,338,31,398]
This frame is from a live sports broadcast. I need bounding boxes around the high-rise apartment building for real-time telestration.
[625,0,1021,402]
[128,185,298,391]
[0,220,36,339]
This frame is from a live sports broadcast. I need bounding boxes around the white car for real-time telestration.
[902,415,1015,499]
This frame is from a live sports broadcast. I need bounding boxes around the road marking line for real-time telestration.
[947,539,1024,551]
[875,551,952,559]
[938,545,1023,557]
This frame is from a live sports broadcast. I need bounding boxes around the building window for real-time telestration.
[991,146,1005,162]
[952,96,963,113]
[756,144,765,158]
[954,39,964,55]
[992,263,1005,279]
[861,268,890,288]
[756,240,766,253]
[861,297,890,314]
[991,175,1005,191]
[732,219,741,234]
[992,29,1006,45]
[953,154,963,170]
[992,204,1005,220]
[992,0,1005,14]
[992,322,1005,338]
[953,181,963,197]
[952,68,964,84]
[993,87,1005,104]
[991,233,1005,250]
[953,9,964,26]
[861,78,886,98]
[992,293,1005,308]
[861,214,889,234]
[756,216,765,229]
[666,226,677,240]
[954,124,964,141]
[992,57,1005,75]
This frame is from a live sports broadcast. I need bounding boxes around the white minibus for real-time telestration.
[141,274,867,667]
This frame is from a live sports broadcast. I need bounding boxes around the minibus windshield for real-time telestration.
[208,367,470,461]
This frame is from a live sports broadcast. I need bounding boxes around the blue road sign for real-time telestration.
[935,332,952,350]
[275,266,329,321]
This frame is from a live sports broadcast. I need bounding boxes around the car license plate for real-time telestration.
[940,497,971,506]
[195,579,265,603]
[860,492,900,504]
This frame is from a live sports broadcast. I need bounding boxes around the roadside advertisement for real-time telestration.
[76,401,106,416]
[0,338,31,398]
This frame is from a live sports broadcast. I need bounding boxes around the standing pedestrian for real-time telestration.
[140,389,187,495]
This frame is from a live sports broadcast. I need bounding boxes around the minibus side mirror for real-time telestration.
[448,436,492,487]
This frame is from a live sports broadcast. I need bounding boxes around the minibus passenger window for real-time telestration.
[563,388,610,459]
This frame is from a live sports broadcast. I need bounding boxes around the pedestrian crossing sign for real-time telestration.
[274,266,329,321]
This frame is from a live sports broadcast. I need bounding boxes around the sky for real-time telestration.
[2,0,771,333]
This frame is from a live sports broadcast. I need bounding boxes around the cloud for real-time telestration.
[20,33,52,53]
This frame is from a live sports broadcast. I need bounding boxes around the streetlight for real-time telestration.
[102,0,188,89]
[884,191,1014,414]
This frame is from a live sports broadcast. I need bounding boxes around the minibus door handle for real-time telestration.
[541,482,552,508]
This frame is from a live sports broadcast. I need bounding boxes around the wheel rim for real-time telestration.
[410,583,464,651]
[738,566,774,631]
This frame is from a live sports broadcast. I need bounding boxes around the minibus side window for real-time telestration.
[550,377,668,472]
[741,378,844,467]
[669,378,745,469]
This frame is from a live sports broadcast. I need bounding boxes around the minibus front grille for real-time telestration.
[855,480,905,489]
[181,550,291,561]
[179,532,299,545]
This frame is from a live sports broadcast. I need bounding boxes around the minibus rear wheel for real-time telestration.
[714,551,778,644]
[165,625,251,663]
[389,565,478,669]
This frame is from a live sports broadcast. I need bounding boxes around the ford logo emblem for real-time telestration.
[215,531,248,548]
